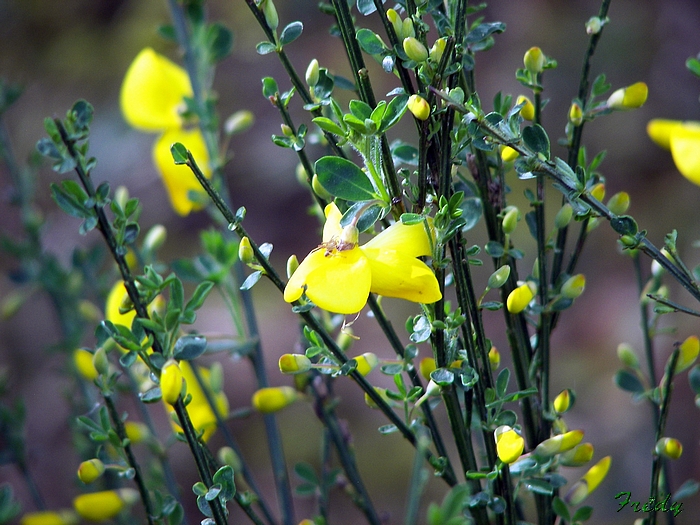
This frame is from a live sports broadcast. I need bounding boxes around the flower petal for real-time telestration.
[648,119,685,150]
[363,220,434,257]
[670,123,700,185]
[153,128,211,216]
[362,247,441,304]
[120,48,193,132]
[284,247,371,314]
[322,202,344,242]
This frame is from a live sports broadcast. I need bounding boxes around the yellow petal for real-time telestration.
[105,281,136,328]
[153,128,211,216]
[284,247,371,314]
[363,220,433,258]
[362,247,442,304]
[73,491,124,521]
[647,119,683,150]
[322,202,344,242]
[120,48,193,132]
[670,123,700,185]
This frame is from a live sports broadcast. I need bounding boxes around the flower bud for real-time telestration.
[488,347,501,369]
[312,174,333,200]
[607,191,630,215]
[252,386,298,413]
[336,328,355,352]
[261,0,278,30]
[402,18,415,39]
[20,511,78,525]
[78,300,102,323]
[407,94,430,121]
[516,95,535,121]
[92,347,110,377]
[238,237,255,264]
[494,425,525,464]
[565,456,611,505]
[500,145,519,162]
[534,430,584,459]
[655,437,683,460]
[507,282,535,314]
[218,446,243,471]
[386,9,403,39]
[225,110,254,135]
[617,343,640,369]
[559,442,594,467]
[124,421,150,444]
[675,335,700,373]
[585,16,603,35]
[364,387,395,409]
[553,388,574,414]
[114,186,129,210]
[569,102,583,126]
[403,37,429,63]
[1,290,25,319]
[353,352,379,376]
[487,265,511,290]
[77,459,105,484]
[523,46,545,74]
[502,206,520,235]
[279,353,312,374]
[305,59,320,87]
[554,203,573,229]
[429,38,447,63]
[607,82,648,110]
[73,489,136,522]
[419,357,436,381]
[143,224,167,253]
[160,360,184,406]
[589,182,605,202]
[74,348,99,381]
[286,254,299,279]
[561,274,586,299]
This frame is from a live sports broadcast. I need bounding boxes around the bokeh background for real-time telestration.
[2,0,700,523]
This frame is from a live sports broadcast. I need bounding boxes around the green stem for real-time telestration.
[104,394,157,525]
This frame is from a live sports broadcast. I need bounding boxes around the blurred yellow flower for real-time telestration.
[648,119,700,185]
[120,48,211,216]
[252,386,298,413]
[20,510,77,525]
[77,459,105,484]
[73,348,98,381]
[73,489,136,522]
[565,456,611,505]
[284,203,441,314]
[164,361,228,442]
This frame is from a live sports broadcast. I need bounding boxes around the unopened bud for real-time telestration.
[488,347,501,369]
[501,145,519,162]
[217,446,243,471]
[590,183,605,202]
[305,59,320,87]
[607,191,630,215]
[655,437,683,459]
[403,37,429,63]
[523,46,545,74]
[239,237,255,264]
[160,360,184,405]
[495,425,525,464]
[617,343,640,369]
[569,102,583,126]
[607,82,648,110]
[77,459,105,484]
[74,348,99,381]
[278,354,312,374]
[554,203,573,229]
[407,94,430,120]
[92,347,110,376]
[252,386,298,413]
[386,9,403,39]
[364,387,394,409]
[553,388,575,413]
[419,357,436,381]
[261,0,278,30]
[487,265,511,290]
[561,274,586,299]
[286,254,299,279]
[429,38,447,63]
[502,206,520,234]
[675,335,700,373]
[225,110,254,135]
[336,328,355,352]
[124,421,150,443]
[312,174,332,199]
[565,456,611,505]
[507,282,535,314]
[534,430,584,460]
[585,16,604,35]
[352,352,379,376]
[516,95,535,121]
[560,442,594,467]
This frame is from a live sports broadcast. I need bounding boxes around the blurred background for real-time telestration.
[2,0,700,523]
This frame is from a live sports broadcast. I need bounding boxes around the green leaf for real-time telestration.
[430,368,454,387]
[523,478,554,495]
[140,387,162,403]
[171,143,189,164]
[256,41,277,55]
[36,137,62,159]
[689,365,700,395]
[356,0,377,15]
[349,99,373,121]
[466,21,505,43]
[673,479,700,500]
[380,94,408,132]
[240,270,262,290]
[687,57,700,78]
[614,369,645,393]
[378,424,398,434]
[185,281,215,312]
[279,21,303,46]
[610,215,638,236]
[207,23,233,62]
[314,156,377,201]
[522,124,550,159]
[496,368,510,397]
[572,506,593,522]
[312,117,345,136]
[356,28,387,55]
[71,100,94,131]
[50,183,91,219]
[551,496,570,521]
[173,334,207,360]
[262,77,279,99]
[212,465,236,501]
[294,462,319,485]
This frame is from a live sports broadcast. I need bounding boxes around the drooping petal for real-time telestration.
[322,202,344,242]
[153,128,211,216]
[284,247,372,314]
[120,48,193,132]
[363,220,434,258]
[670,123,700,185]
[361,247,441,304]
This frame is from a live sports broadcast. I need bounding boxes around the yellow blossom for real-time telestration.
[20,511,78,525]
[77,459,105,484]
[353,352,379,376]
[163,361,228,442]
[124,421,150,443]
[407,94,431,121]
[565,456,611,505]
[419,357,436,381]
[655,437,683,460]
[160,360,184,405]
[252,386,298,413]
[675,335,699,373]
[494,425,525,464]
[516,95,535,121]
[534,430,584,459]
[501,145,519,162]
[506,282,535,314]
[73,489,136,522]
[279,354,312,374]
[488,347,501,369]
[553,389,573,413]
[284,203,441,314]
[73,348,98,381]
[606,82,648,110]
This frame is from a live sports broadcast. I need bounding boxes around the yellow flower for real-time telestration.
[565,456,611,505]
[516,95,535,121]
[73,348,98,381]
[407,94,431,121]
[655,437,683,460]
[553,389,573,414]
[284,203,441,314]
[278,353,312,374]
[73,489,136,522]
[494,425,525,464]
[77,459,105,484]
[560,442,594,467]
[506,282,535,314]
[488,346,501,369]
[120,48,192,132]
[124,421,150,443]
[163,361,228,442]
[120,48,211,216]
[160,359,184,405]
[352,352,379,376]
[20,511,77,525]
[252,386,298,413]
[534,430,584,459]
[607,82,648,110]
[500,145,519,162]
[675,335,700,373]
